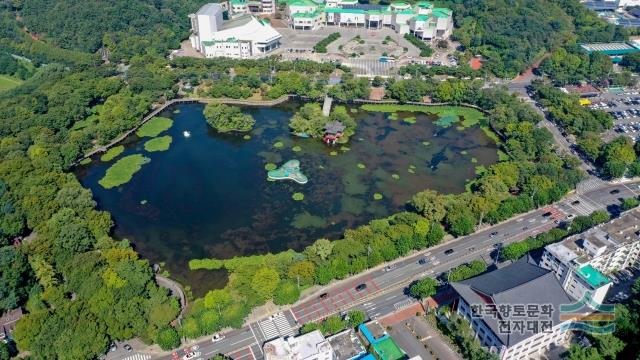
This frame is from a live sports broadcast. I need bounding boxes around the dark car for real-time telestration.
[123,344,132,352]
[109,343,117,352]
[542,211,552,217]
[355,283,367,291]
[418,258,428,265]
[610,189,621,194]
[444,249,454,255]
[319,293,328,299]
[571,200,580,205]
[489,231,498,237]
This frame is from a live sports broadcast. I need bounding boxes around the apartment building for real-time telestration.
[264,330,334,360]
[452,258,576,360]
[540,208,640,304]
[189,3,282,59]
[286,0,453,40]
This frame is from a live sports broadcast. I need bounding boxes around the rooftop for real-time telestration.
[196,3,224,16]
[327,330,367,360]
[452,257,575,347]
[546,208,640,266]
[580,42,640,55]
[264,330,332,360]
[576,264,610,288]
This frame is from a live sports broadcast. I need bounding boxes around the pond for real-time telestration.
[75,102,498,295]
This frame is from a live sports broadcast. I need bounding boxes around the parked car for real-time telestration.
[610,189,620,194]
[123,344,132,352]
[319,293,328,299]
[418,257,429,265]
[212,333,224,342]
[444,249,454,255]
[355,283,367,291]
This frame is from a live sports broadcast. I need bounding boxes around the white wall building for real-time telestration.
[540,208,640,305]
[452,258,578,360]
[189,3,282,59]
[285,0,453,40]
[264,330,334,360]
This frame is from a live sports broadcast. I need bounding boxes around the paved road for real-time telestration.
[150,179,640,360]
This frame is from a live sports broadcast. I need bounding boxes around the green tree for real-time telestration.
[409,277,438,299]
[156,326,180,351]
[347,310,366,327]
[273,280,300,305]
[203,103,255,133]
[321,315,346,335]
[251,267,280,301]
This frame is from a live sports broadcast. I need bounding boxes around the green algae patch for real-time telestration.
[136,117,173,138]
[140,199,148,205]
[403,116,416,124]
[357,163,366,169]
[100,145,124,162]
[273,141,284,148]
[292,192,304,201]
[243,135,251,140]
[391,173,400,180]
[291,212,327,229]
[471,157,478,163]
[144,136,172,152]
[422,141,430,146]
[460,150,468,155]
[99,154,150,189]
[373,193,384,200]
[329,151,338,156]
[388,113,399,121]
[340,146,351,151]
[361,104,484,129]
[292,145,302,152]
[264,163,277,171]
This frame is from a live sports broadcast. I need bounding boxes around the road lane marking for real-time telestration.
[248,323,259,346]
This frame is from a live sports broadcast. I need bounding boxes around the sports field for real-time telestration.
[373,337,406,360]
[0,74,23,91]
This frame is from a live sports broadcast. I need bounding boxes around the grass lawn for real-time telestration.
[360,104,485,128]
[136,117,173,137]
[99,154,150,189]
[144,135,172,152]
[0,75,23,91]
[100,145,125,162]
[373,338,406,360]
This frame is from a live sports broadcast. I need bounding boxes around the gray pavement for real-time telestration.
[137,179,640,360]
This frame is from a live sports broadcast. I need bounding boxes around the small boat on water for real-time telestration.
[183,131,191,138]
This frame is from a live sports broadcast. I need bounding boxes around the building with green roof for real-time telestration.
[285,0,453,39]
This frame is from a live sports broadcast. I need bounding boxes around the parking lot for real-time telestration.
[605,265,639,303]
[586,91,640,142]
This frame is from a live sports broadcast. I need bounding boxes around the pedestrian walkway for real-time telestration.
[563,195,602,216]
[577,177,607,194]
[122,354,151,360]
[393,299,415,311]
[257,313,294,341]
[341,59,397,77]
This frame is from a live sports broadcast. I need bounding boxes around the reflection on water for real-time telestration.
[76,103,498,296]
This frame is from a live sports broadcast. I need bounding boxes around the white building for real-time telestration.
[229,0,276,16]
[285,0,453,40]
[189,3,282,59]
[452,258,579,360]
[540,208,640,305]
[264,330,334,360]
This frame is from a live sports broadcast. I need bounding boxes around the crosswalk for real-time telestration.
[577,177,607,194]
[393,299,415,311]
[340,59,398,77]
[563,195,603,216]
[121,354,151,360]
[258,314,294,341]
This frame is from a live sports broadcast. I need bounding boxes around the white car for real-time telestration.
[183,352,201,360]
[212,334,224,343]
